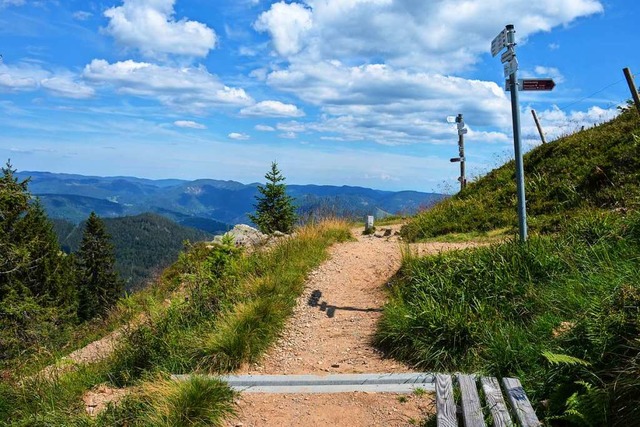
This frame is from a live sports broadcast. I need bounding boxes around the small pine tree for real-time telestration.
[249,162,297,234]
[76,212,123,320]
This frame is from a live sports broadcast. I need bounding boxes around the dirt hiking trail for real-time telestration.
[226,224,478,427]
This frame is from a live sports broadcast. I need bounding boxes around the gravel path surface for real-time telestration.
[225,225,478,427]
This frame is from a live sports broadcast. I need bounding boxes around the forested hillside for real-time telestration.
[55,214,212,290]
[0,164,123,368]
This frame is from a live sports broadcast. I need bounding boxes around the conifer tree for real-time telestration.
[76,212,123,320]
[0,161,31,293]
[0,162,77,358]
[16,202,75,302]
[0,162,72,302]
[249,162,297,234]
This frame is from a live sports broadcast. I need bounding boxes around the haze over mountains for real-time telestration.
[18,171,446,231]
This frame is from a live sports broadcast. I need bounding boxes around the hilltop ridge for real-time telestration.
[403,107,640,240]
[17,171,446,227]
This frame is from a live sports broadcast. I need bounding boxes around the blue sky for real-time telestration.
[1,0,637,192]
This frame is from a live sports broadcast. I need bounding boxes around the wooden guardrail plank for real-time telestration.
[480,377,513,427]
[436,374,458,427]
[502,377,540,427]
[457,374,484,426]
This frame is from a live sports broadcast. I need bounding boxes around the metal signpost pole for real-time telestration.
[492,24,528,241]
[505,25,527,242]
[457,114,466,190]
[449,114,468,191]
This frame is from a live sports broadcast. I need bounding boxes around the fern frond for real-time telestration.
[542,351,591,366]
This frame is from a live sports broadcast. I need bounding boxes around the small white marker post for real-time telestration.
[492,24,527,242]
[365,215,374,234]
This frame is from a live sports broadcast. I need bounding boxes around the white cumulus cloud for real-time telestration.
[533,66,565,83]
[255,0,603,71]
[255,124,276,131]
[174,120,206,129]
[240,100,305,117]
[250,0,603,146]
[267,61,511,145]
[104,0,217,58]
[0,62,94,98]
[83,59,253,109]
[254,1,312,56]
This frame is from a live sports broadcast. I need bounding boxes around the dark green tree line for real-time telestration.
[0,161,123,363]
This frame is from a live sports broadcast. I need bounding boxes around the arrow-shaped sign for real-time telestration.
[505,78,556,91]
[521,78,556,91]
[491,28,508,57]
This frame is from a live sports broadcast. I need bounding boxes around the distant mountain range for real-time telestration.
[18,171,447,230]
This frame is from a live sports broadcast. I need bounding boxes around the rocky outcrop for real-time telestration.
[212,224,289,249]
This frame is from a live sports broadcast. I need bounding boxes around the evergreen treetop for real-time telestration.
[76,212,123,320]
[249,162,297,234]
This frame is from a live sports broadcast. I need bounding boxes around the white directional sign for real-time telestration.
[500,49,515,64]
[503,57,518,78]
[491,28,508,57]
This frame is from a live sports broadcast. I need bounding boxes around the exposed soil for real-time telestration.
[226,225,479,427]
[36,314,146,382]
[83,384,131,417]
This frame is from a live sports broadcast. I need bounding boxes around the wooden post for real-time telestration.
[530,109,546,144]
[623,67,640,115]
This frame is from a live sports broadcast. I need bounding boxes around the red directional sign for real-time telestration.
[521,79,555,91]
[505,78,556,92]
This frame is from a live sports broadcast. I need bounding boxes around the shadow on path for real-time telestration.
[308,290,382,318]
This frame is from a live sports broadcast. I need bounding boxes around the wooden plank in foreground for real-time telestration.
[457,374,484,427]
[502,377,540,427]
[436,374,458,427]
[480,377,513,427]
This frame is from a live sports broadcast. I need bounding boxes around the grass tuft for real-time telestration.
[140,375,235,427]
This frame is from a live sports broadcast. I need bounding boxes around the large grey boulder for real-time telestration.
[213,224,267,247]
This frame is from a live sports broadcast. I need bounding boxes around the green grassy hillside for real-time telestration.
[378,107,640,425]
[1,219,352,426]
[403,107,640,241]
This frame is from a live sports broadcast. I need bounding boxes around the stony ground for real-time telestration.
[225,225,478,427]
